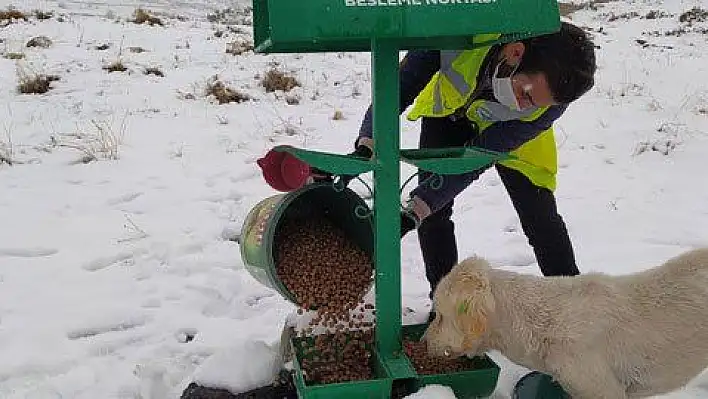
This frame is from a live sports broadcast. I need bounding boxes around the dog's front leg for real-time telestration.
[545,352,627,399]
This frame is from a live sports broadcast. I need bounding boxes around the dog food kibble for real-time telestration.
[274,217,378,384]
[275,216,477,385]
[403,339,469,375]
[298,330,375,384]
[275,217,373,319]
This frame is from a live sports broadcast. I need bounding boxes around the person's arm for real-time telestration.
[410,166,490,215]
[356,50,441,145]
[410,104,567,214]
[324,51,441,184]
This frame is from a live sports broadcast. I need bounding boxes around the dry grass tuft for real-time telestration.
[206,80,251,104]
[0,8,28,23]
[261,68,300,93]
[26,36,53,48]
[558,2,583,17]
[34,10,53,20]
[558,0,616,16]
[0,133,14,166]
[144,67,164,77]
[285,95,300,105]
[206,7,253,26]
[18,74,60,94]
[53,117,127,163]
[4,52,25,60]
[131,8,163,26]
[103,60,127,73]
[332,110,345,120]
[225,38,253,56]
[680,7,708,24]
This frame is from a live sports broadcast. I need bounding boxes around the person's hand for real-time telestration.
[350,143,374,159]
[400,208,421,238]
[400,197,429,238]
[338,144,373,186]
[310,167,335,183]
[312,144,373,186]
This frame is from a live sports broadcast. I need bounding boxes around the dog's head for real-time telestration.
[424,256,495,358]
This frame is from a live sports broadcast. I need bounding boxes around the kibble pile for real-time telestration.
[297,329,375,384]
[403,339,470,375]
[274,216,475,385]
[275,217,373,320]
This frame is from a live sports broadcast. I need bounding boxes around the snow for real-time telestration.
[191,339,281,394]
[405,385,458,399]
[1,0,708,398]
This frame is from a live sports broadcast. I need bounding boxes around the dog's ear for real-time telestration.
[458,256,491,272]
[457,297,487,337]
[453,269,492,348]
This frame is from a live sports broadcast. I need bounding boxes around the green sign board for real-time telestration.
[254,0,561,53]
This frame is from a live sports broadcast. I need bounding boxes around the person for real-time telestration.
[347,21,597,304]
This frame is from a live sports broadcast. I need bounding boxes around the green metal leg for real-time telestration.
[371,38,415,381]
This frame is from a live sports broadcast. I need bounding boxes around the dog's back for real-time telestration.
[607,248,708,397]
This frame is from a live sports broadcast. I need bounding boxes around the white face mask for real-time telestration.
[492,61,521,111]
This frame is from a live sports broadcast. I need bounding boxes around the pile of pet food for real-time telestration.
[275,217,472,384]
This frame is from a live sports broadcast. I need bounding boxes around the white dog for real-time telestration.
[424,248,708,399]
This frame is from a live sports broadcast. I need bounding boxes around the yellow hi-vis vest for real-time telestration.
[406,36,558,191]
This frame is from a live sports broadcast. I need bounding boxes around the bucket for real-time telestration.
[512,371,570,399]
[239,182,374,305]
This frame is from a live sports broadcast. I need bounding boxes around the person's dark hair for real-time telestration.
[517,21,597,104]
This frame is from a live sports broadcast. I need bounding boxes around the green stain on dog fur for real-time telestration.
[457,301,469,315]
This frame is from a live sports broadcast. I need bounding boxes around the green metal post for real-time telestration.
[371,38,413,380]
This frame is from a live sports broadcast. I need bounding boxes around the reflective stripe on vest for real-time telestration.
[436,50,469,114]
[408,34,500,120]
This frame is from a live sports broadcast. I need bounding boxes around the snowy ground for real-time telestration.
[2,0,708,398]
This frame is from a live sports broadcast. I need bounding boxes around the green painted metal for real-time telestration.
[240,182,374,306]
[249,0,567,397]
[376,353,417,381]
[253,0,561,53]
[400,147,512,175]
[272,145,376,175]
[272,145,513,177]
[416,360,500,398]
[402,323,500,398]
[254,32,550,54]
[371,38,404,377]
[291,333,393,398]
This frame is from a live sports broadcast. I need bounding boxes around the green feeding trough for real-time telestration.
[246,0,570,397]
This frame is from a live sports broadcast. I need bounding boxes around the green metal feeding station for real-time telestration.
[248,0,563,397]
